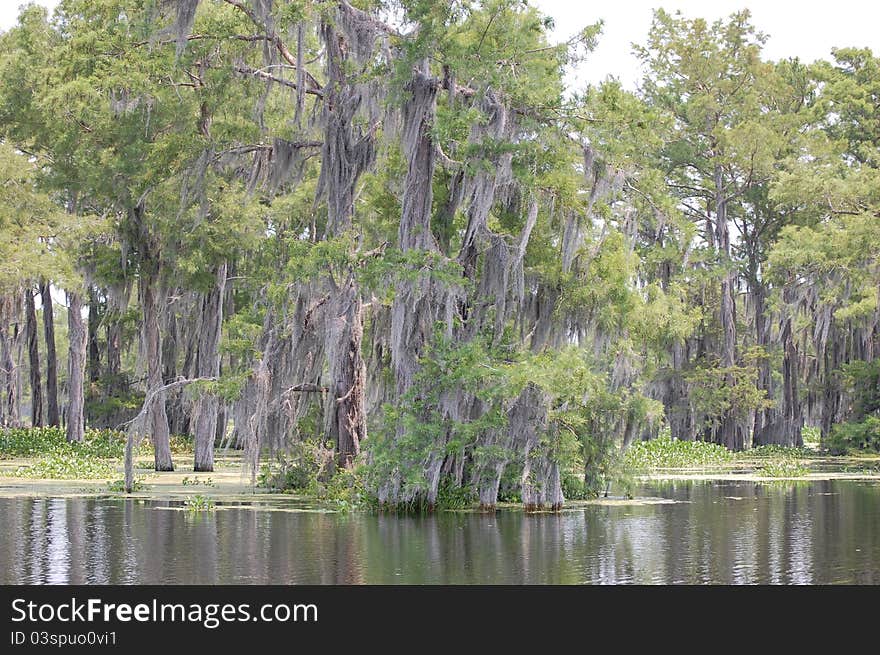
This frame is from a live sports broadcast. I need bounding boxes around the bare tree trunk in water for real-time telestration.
[193,263,227,472]
[40,281,60,427]
[66,291,86,443]
[141,270,174,471]
[25,287,43,427]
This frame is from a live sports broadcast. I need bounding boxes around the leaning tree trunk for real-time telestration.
[25,287,43,427]
[141,269,174,471]
[40,281,60,427]
[66,291,86,443]
[192,262,227,472]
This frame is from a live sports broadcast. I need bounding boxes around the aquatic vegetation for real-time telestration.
[744,445,815,459]
[13,452,116,480]
[184,495,216,512]
[0,427,67,457]
[0,428,198,480]
[181,476,215,487]
[758,459,810,478]
[625,436,733,471]
[106,476,147,492]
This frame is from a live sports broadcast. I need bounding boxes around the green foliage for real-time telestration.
[365,333,510,505]
[2,427,132,479]
[0,426,67,457]
[166,434,196,455]
[0,143,67,291]
[759,458,810,478]
[0,426,128,459]
[840,359,880,421]
[184,495,216,512]
[13,452,116,480]
[310,467,372,512]
[0,427,196,479]
[746,445,813,459]
[561,473,589,501]
[436,480,477,510]
[181,476,215,488]
[106,476,146,492]
[802,426,821,447]
[2,0,878,514]
[827,417,880,455]
[686,349,775,432]
[257,439,333,492]
[625,435,733,471]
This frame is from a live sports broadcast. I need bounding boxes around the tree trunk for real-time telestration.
[106,281,129,379]
[665,339,694,440]
[714,165,743,450]
[379,69,441,507]
[162,294,189,436]
[0,295,22,428]
[516,384,561,512]
[66,291,86,443]
[324,276,365,469]
[25,287,43,427]
[193,263,227,472]
[40,281,60,427]
[778,307,804,446]
[316,18,374,468]
[752,282,772,445]
[87,286,101,383]
[141,271,174,471]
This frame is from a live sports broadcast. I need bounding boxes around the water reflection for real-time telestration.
[1,480,879,584]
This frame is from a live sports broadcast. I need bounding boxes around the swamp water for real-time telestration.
[1,479,879,584]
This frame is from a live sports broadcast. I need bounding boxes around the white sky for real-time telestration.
[538,0,880,90]
[1,1,879,90]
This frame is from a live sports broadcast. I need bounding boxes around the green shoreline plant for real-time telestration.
[2,427,195,480]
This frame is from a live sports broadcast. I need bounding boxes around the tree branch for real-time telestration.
[234,64,324,97]
[222,0,323,93]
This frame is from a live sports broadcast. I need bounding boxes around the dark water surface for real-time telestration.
[2,479,879,584]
